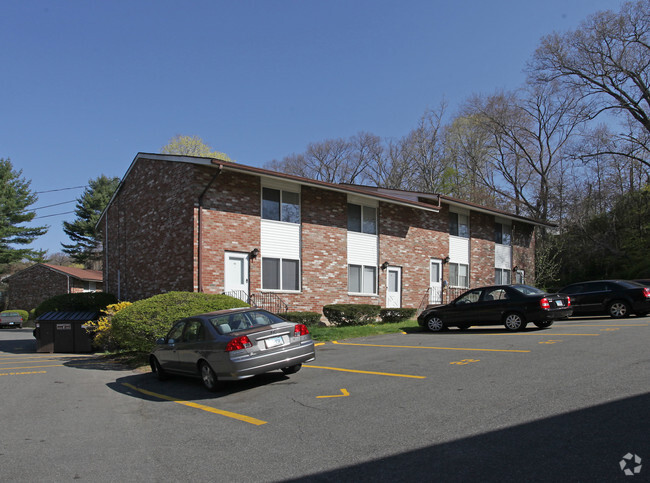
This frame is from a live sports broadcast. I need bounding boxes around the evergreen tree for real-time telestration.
[62,175,120,267]
[0,158,47,274]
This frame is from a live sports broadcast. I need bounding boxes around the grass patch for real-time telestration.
[309,319,421,341]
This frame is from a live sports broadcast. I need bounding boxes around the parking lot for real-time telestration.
[1,317,648,482]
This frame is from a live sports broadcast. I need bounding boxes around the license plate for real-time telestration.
[556,300,563,307]
[265,336,284,349]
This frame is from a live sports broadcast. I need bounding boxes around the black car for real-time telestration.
[417,284,572,332]
[558,280,650,318]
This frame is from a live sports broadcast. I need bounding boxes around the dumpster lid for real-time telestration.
[36,311,100,321]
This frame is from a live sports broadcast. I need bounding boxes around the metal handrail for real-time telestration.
[249,292,289,315]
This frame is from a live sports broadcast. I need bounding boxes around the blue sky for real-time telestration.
[1,0,622,256]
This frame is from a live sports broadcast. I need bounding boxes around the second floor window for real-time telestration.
[449,212,469,238]
[262,188,300,223]
[495,223,512,245]
[348,203,377,234]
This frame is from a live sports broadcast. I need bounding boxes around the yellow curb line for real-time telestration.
[121,383,267,426]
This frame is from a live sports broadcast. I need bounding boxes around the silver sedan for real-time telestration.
[150,308,316,391]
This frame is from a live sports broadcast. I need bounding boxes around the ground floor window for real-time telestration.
[495,268,511,285]
[262,258,300,291]
[449,263,469,288]
[348,265,377,294]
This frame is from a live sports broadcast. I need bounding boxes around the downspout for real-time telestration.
[197,165,223,293]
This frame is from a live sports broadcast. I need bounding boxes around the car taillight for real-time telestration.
[225,335,252,352]
[567,296,571,307]
[643,288,650,299]
[540,297,550,310]
[294,324,309,336]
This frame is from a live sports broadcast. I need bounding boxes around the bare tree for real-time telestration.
[463,83,590,222]
[530,0,650,169]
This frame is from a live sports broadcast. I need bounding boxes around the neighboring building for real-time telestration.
[5,264,103,311]
[97,153,549,313]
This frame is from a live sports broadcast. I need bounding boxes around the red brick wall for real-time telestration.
[469,211,495,286]
[379,203,448,309]
[102,158,196,301]
[195,169,261,293]
[101,157,539,312]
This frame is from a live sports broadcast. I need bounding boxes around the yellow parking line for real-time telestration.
[332,341,530,353]
[0,371,47,377]
[0,364,64,370]
[568,324,648,327]
[305,365,426,379]
[121,383,268,426]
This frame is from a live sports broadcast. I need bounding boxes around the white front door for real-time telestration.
[386,267,401,308]
[430,259,442,304]
[224,252,249,300]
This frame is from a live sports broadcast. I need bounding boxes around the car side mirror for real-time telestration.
[156,337,167,345]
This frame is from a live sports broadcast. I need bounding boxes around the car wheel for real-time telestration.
[281,364,302,375]
[457,324,470,331]
[150,356,168,381]
[608,300,630,318]
[425,315,445,332]
[534,320,553,329]
[199,361,221,392]
[504,313,527,331]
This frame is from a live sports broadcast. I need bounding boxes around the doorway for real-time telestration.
[224,252,250,301]
[385,266,402,308]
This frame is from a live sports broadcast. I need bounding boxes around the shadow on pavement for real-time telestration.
[108,370,293,402]
[284,392,650,482]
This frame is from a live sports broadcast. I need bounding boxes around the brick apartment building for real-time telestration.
[5,264,103,311]
[98,153,547,313]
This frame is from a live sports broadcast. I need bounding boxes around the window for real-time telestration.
[495,268,511,285]
[449,212,469,238]
[455,289,481,304]
[348,264,377,294]
[347,203,377,235]
[495,223,512,245]
[181,320,204,343]
[262,257,300,291]
[449,263,469,288]
[262,188,300,223]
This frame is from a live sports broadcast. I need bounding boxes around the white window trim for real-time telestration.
[448,262,470,289]
[348,264,378,296]
[261,257,302,293]
[261,186,301,224]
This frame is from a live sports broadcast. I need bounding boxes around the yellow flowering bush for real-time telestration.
[86,302,132,351]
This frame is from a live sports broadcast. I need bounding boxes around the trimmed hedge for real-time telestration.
[34,292,119,317]
[322,304,381,326]
[110,291,249,352]
[379,308,416,324]
[283,311,322,326]
[1,309,29,321]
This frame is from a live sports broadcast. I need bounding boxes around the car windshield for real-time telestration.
[210,310,286,335]
[510,284,545,296]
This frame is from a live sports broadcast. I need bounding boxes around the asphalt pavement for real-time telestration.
[0,317,648,482]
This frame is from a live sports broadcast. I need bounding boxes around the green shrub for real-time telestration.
[379,308,416,324]
[34,292,119,317]
[322,304,381,326]
[1,309,29,321]
[283,311,322,326]
[110,291,249,352]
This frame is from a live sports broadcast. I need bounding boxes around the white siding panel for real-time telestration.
[261,220,300,259]
[348,232,378,266]
[449,236,469,264]
[495,244,512,269]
